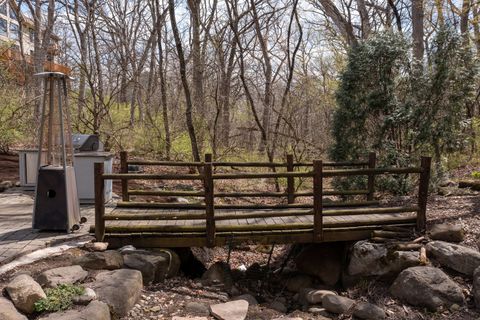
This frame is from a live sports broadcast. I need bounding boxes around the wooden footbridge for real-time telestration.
[92,152,431,248]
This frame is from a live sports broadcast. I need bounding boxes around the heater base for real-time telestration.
[33,166,81,231]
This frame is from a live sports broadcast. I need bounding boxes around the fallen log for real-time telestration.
[371,230,412,239]
[458,180,480,191]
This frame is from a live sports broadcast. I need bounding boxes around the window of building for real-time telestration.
[9,4,16,20]
[0,18,6,36]
[0,2,6,16]
[9,22,18,40]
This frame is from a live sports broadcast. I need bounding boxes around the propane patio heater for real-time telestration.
[33,72,84,231]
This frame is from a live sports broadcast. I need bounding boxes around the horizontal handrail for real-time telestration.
[323,206,419,216]
[212,189,369,197]
[116,200,379,209]
[128,190,205,197]
[125,189,369,198]
[294,161,369,167]
[127,160,205,167]
[102,167,422,181]
[102,173,204,180]
[212,172,313,179]
[323,167,423,177]
[126,160,369,168]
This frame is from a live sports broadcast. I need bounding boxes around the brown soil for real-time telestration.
[0,153,20,183]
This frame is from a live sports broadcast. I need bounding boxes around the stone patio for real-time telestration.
[0,190,96,265]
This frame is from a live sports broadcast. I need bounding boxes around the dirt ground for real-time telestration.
[0,153,20,182]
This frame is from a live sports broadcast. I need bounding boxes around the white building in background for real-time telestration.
[0,0,69,77]
[0,0,35,54]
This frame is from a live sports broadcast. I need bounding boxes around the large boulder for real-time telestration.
[5,274,46,314]
[123,249,180,284]
[37,265,88,288]
[294,243,343,286]
[37,301,110,320]
[426,241,480,276]
[201,262,233,290]
[429,224,464,242]
[210,300,249,320]
[390,266,465,311]
[0,297,28,320]
[74,251,123,270]
[348,241,419,278]
[92,269,143,317]
[321,294,355,314]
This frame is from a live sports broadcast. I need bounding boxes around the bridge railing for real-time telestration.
[94,153,431,247]
[120,151,373,203]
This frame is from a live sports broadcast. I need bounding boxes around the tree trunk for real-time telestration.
[169,0,201,162]
[188,0,206,153]
[412,0,424,63]
[250,0,272,153]
[460,0,470,43]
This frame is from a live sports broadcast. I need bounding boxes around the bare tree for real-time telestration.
[168,0,201,162]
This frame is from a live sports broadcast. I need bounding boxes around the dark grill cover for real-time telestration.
[72,134,103,152]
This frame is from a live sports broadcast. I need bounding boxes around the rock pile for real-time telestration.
[2,221,479,319]
[0,242,180,320]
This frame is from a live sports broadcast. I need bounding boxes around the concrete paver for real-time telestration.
[0,190,95,265]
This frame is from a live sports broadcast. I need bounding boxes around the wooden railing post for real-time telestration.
[287,154,295,204]
[94,162,105,241]
[417,156,431,231]
[367,152,376,201]
[205,153,212,163]
[120,151,129,202]
[204,154,215,247]
[313,160,323,241]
